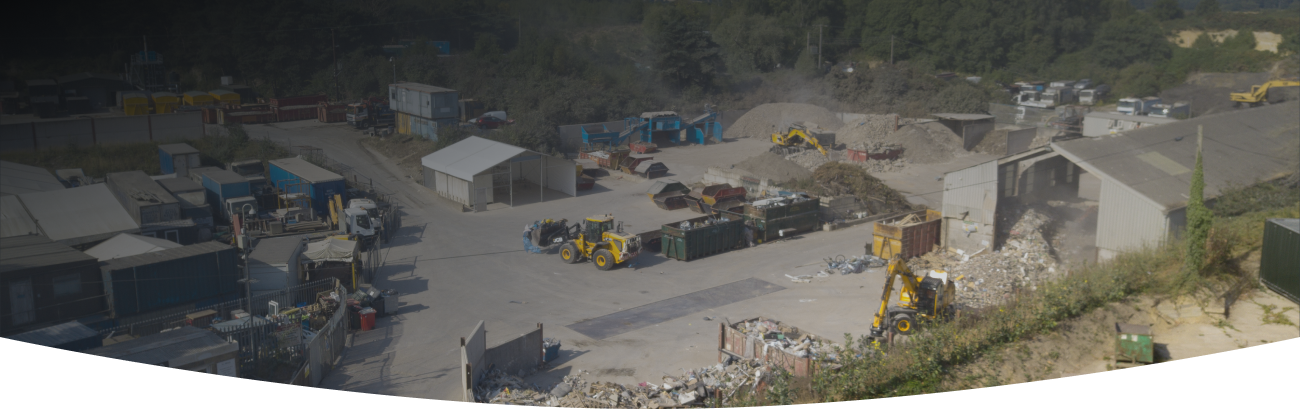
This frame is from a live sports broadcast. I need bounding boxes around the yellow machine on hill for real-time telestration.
[869,256,958,339]
[770,122,835,156]
[1230,80,1300,107]
[558,214,642,270]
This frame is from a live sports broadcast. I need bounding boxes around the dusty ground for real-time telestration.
[944,282,1299,390]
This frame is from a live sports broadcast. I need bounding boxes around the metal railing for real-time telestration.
[289,294,349,386]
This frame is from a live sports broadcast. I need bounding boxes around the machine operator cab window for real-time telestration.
[355,213,372,230]
[584,215,614,239]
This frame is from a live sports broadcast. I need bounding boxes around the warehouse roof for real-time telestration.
[269,157,344,183]
[1053,101,1300,212]
[0,195,41,238]
[200,168,247,185]
[1083,111,1179,125]
[249,234,307,265]
[87,326,238,367]
[100,241,234,271]
[1,160,65,197]
[84,233,183,261]
[8,321,99,348]
[158,143,199,156]
[1270,218,1299,235]
[17,184,139,246]
[421,136,531,181]
[0,234,96,275]
[933,113,995,121]
[393,82,456,94]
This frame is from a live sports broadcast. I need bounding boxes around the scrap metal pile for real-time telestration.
[731,318,840,361]
[915,208,1063,309]
[476,359,778,407]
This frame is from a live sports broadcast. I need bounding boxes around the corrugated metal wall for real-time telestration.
[942,159,998,252]
[1096,177,1168,259]
[544,156,577,197]
[434,170,469,206]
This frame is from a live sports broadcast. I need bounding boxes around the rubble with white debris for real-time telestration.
[912,208,1064,310]
[477,359,779,407]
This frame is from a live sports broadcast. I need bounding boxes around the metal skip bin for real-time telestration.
[661,213,747,261]
[871,209,941,259]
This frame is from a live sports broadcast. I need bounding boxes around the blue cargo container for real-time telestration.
[198,169,250,221]
[267,157,346,214]
[99,241,240,318]
[158,143,200,177]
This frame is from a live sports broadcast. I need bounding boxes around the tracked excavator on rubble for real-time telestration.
[770,122,835,156]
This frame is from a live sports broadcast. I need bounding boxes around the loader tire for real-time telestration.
[891,314,915,336]
[593,249,616,271]
[560,243,580,264]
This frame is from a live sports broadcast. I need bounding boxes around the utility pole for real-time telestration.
[818,25,823,70]
[331,28,340,102]
[890,35,895,65]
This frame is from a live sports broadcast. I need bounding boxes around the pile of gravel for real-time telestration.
[723,103,843,139]
[732,151,814,182]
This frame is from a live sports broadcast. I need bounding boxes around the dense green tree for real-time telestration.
[1090,14,1173,68]
[711,14,787,75]
[1185,128,1212,276]
[645,6,726,90]
[1150,0,1186,20]
[1195,0,1222,15]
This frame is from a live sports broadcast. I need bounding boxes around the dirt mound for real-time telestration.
[1161,72,1273,117]
[838,120,962,164]
[731,151,813,182]
[723,103,843,139]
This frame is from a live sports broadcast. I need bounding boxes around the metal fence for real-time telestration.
[290,294,349,386]
[97,278,346,381]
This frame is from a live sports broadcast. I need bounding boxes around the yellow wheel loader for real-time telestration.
[869,256,959,339]
[557,214,642,271]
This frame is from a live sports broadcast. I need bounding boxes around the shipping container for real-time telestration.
[158,143,200,177]
[395,111,453,140]
[100,241,240,318]
[222,110,277,124]
[871,209,941,259]
[151,92,179,114]
[1260,219,1300,304]
[199,169,251,222]
[209,89,241,106]
[317,102,347,123]
[749,211,819,243]
[183,91,215,106]
[269,94,327,108]
[274,105,318,122]
[267,157,346,214]
[390,83,458,120]
[201,107,220,124]
[660,212,747,261]
[105,171,182,225]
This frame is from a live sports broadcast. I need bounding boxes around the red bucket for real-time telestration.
[359,307,376,331]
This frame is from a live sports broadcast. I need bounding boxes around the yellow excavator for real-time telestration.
[869,255,958,339]
[771,122,835,156]
[1230,80,1300,107]
[558,214,642,270]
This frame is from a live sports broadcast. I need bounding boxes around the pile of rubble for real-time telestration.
[731,318,841,361]
[855,157,908,173]
[477,360,778,407]
[917,209,1064,310]
[783,149,835,171]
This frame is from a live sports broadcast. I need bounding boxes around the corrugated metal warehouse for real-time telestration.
[390,82,459,140]
[247,235,306,296]
[99,241,240,318]
[11,184,140,248]
[1,235,107,336]
[105,170,182,225]
[420,136,576,211]
[267,157,345,214]
[942,102,1300,261]
[1,160,65,197]
[84,233,182,261]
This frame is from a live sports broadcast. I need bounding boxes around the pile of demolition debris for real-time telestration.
[477,359,780,407]
[912,208,1064,310]
[783,149,835,171]
[731,151,814,183]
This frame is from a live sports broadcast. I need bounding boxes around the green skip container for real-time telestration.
[661,213,747,261]
[1113,323,1154,368]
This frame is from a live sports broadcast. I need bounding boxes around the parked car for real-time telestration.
[473,115,514,129]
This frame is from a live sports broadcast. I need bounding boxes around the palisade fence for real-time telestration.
[98,278,348,382]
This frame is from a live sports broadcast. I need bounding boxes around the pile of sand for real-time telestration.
[838,120,963,164]
[732,151,814,182]
[724,103,843,139]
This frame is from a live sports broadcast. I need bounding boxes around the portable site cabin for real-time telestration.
[209,89,241,106]
[152,92,179,113]
[267,157,346,215]
[198,169,251,223]
[247,235,306,297]
[157,177,212,226]
[122,92,150,115]
[105,170,181,226]
[158,143,201,178]
[183,91,215,106]
[391,82,459,140]
[99,241,240,318]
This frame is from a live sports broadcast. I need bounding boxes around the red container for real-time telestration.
[359,308,376,331]
[269,94,327,108]
[847,148,904,162]
[201,107,220,124]
[630,141,658,154]
[317,102,347,123]
[275,105,319,122]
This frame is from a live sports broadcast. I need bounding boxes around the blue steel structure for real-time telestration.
[579,106,723,149]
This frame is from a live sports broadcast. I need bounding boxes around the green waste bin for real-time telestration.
[1113,323,1154,368]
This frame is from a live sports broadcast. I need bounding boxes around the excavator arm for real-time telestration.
[771,127,830,156]
[869,257,921,338]
[1232,80,1300,104]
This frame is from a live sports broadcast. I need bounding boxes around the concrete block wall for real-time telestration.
[0,111,202,151]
